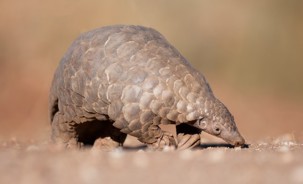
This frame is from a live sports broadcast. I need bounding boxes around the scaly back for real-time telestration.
[49,25,215,128]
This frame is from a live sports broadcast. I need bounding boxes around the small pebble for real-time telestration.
[234,147,242,151]
[137,149,145,153]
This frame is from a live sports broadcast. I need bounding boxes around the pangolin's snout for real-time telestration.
[222,131,246,147]
[232,135,245,147]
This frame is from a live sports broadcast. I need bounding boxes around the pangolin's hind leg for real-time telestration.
[51,112,83,149]
[75,119,127,151]
[176,123,201,150]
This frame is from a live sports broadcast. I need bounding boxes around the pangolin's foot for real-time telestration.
[92,137,121,151]
[50,139,82,150]
[147,131,177,151]
[177,133,200,150]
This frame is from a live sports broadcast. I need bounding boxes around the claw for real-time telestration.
[177,134,200,150]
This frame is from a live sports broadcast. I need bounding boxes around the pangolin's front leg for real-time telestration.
[176,123,201,150]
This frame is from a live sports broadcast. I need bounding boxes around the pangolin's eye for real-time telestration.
[213,124,221,135]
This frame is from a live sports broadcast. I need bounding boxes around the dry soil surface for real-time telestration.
[1,135,302,184]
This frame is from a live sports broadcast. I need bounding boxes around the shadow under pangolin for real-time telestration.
[122,143,249,151]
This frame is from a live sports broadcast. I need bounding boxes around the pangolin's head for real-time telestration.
[193,98,245,147]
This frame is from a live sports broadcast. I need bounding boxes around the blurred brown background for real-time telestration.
[0,0,302,142]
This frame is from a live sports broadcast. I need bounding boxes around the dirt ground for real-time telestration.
[0,135,303,184]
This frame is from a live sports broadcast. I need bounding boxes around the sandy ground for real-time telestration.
[0,135,303,184]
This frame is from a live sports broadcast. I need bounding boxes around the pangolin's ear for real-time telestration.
[192,117,207,130]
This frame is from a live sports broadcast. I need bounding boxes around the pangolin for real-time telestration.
[49,25,245,150]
